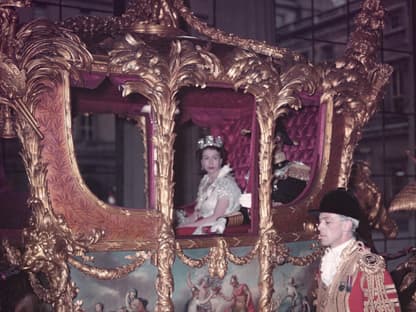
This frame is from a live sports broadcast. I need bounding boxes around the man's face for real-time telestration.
[318,212,348,248]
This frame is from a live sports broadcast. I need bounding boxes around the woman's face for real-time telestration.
[201,148,222,176]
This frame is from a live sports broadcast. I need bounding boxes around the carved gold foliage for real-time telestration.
[258,229,280,312]
[349,160,398,239]
[0,18,103,311]
[318,0,392,186]
[110,34,223,311]
[153,219,176,312]
[287,247,324,266]
[68,251,150,280]
[110,34,222,220]
[224,47,320,311]
[171,0,302,63]
[207,239,228,279]
[225,49,318,226]
[0,18,93,138]
[0,0,31,8]
[176,237,259,281]
[226,51,280,230]
[156,0,179,28]
[175,242,209,268]
[110,34,168,103]
[3,119,78,309]
[0,1,395,311]
[58,0,179,42]
[15,19,92,103]
[111,35,222,104]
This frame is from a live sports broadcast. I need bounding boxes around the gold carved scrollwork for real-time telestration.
[0,6,40,138]
[207,241,228,279]
[110,34,222,311]
[176,238,259,279]
[171,0,302,62]
[224,48,319,311]
[153,219,176,312]
[0,0,394,311]
[349,160,398,238]
[257,229,280,312]
[0,0,31,8]
[287,248,324,267]
[0,19,114,311]
[68,251,150,280]
[4,106,101,310]
[109,34,222,219]
[318,0,393,186]
[58,0,181,42]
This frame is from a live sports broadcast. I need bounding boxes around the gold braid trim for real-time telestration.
[316,241,398,312]
[316,240,360,311]
[358,253,397,312]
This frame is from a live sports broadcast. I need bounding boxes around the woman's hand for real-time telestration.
[180,197,229,228]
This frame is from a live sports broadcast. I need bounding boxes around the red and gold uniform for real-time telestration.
[316,240,400,311]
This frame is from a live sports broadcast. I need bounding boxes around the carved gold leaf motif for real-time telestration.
[0,0,395,311]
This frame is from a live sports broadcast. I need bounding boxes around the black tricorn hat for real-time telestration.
[312,188,363,222]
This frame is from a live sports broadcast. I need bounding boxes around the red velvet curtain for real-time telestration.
[178,86,256,190]
[71,72,147,115]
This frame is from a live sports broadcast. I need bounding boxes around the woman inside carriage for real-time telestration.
[176,135,243,235]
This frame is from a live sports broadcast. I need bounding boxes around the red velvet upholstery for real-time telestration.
[281,93,325,203]
[178,86,256,191]
[71,75,147,116]
[283,94,322,167]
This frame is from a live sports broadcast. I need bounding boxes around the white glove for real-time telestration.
[210,217,227,234]
[239,193,252,208]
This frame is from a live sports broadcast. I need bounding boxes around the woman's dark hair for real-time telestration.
[196,145,227,163]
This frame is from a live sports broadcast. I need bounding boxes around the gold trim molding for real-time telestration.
[0,0,394,310]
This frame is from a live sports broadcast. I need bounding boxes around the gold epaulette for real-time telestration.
[358,250,386,275]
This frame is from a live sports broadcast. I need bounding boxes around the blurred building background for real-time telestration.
[0,0,415,269]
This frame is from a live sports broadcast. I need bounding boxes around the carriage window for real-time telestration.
[272,96,323,207]
[173,86,258,236]
[72,113,148,209]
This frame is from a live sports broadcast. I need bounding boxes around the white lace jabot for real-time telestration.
[320,239,355,286]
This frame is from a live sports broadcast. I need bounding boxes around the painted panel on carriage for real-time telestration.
[172,241,319,311]
[70,252,158,312]
[71,241,319,311]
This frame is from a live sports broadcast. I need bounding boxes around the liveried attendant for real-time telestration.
[314,188,400,311]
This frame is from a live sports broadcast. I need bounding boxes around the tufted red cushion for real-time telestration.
[175,90,323,235]
[283,103,320,168]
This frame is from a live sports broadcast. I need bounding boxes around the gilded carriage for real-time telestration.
[0,0,399,310]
